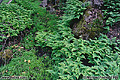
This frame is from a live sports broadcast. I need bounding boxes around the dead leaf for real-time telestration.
[7,34,10,37]
[24,60,27,62]
[20,47,24,49]
[18,49,21,51]
[22,72,26,74]
[6,70,8,72]
[28,60,30,63]
[15,45,19,48]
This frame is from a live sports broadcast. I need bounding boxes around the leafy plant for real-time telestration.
[35,6,120,78]
[0,49,53,80]
[0,4,33,36]
[22,33,35,49]
[0,3,33,50]
[59,0,90,26]
[36,27,120,79]
[103,0,120,28]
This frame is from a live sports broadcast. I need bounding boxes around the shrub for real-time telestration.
[35,2,120,76]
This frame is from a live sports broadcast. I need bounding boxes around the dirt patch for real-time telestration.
[106,22,120,40]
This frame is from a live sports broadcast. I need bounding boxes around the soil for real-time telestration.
[106,22,120,40]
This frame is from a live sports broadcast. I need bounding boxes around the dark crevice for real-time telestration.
[81,58,94,67]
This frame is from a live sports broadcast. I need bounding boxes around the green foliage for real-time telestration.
[0,4,33,36]
[17,0,59,32]
[0,0,119,80]
[35,2,120,78]
[36,28,120,79]
[15,0,36,10]
[32,12,59,32]
[59,0,90,26]
[0,49,52,80]
[22,33,35,49]
[0,4,33,50]
[103,0,120,28]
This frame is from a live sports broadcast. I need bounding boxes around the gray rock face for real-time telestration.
[94,0,100,5]
[93,0,103,9]
[40,0,47,7]
[85,0,103,8]
[72,7,104,39]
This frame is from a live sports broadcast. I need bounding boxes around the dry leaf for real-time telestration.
[28,60,30,63]
[7,34,10,37]
[20,47,24,49]
[22,72,26,74]
[15,45,19,48]
[6,70,8,72]
[24,60,27,62]
[18,49,21,51]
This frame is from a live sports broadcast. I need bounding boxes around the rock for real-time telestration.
[94,0,101,6]
[72,0,104,39]
[49,7,55,14]
[72,8,104,39]
[83,0,103,9]
[40,0,47,7]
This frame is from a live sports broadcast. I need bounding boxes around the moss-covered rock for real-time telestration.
[72,7,104,39]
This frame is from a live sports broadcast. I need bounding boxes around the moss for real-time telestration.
[72,8,104,39]
[0,49,12,59]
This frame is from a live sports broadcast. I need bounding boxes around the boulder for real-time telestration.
[40,0,47,7]
[72,7,104,39]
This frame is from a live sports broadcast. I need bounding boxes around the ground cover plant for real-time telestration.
[0,3,33,50]
[35,0,120,79]
[0,48,52,80]
[0,0,58,79]
[0,0,120,80]
[103,0,120,28]
[35,19,120,79]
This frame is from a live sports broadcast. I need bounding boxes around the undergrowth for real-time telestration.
[0,0,120,80]
[103,0,120,30]
[0,48,52,80]
[0,0,56,80]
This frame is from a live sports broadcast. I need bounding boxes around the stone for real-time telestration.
[40,0,47,7]
[72,8,104,39]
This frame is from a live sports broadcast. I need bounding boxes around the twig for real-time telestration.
[7,0,13,4]
[1,38,7,52]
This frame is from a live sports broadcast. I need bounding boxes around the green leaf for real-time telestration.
[114,53,119,61]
